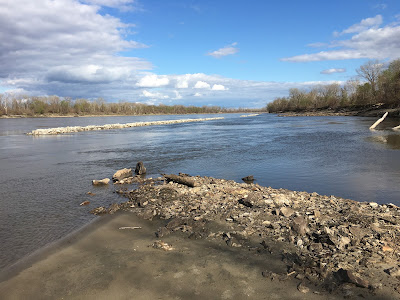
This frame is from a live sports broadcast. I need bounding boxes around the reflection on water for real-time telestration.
[366,134,400,149]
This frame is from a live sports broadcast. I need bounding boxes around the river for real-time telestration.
[1,113,400,270]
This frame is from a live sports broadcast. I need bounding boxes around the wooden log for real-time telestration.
[370,112,388,130]
[163,174,197,187]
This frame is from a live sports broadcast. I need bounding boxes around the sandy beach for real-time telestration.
[0,212,339,300]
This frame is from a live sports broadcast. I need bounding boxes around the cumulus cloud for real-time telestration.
[207,42,239,58]
[136,75,169,87]
[175,75,190,88]
[194,92,202,97]
[142,90,169,99]
[211,84,227,90]
[282,15,400,62]
[0,0,151,96]
[194,81,211,89]
[321,68,346,74]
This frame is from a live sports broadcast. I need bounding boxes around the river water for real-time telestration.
[1,113,400,270]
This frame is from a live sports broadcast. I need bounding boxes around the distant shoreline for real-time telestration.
[277,107,400,118]
[0,111,264,119]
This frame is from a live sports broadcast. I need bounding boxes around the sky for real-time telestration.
[1,0,400,108]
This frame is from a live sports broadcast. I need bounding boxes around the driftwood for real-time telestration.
[370,112,388,130]
[163,174,198,187]
[119,226,142,230]
[393,124,400,130]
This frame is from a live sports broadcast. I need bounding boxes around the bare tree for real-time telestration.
[356,60,383,95]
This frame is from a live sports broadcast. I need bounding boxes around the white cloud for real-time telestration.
[282,15,400,62]
[211,84,227,90]
[340,15,383,35]
[207,42,239,58]
[142,90,169,99]
[82,0,139,11]
[321,68,346,74]
[0,0,151,96]
[136,75,169,87]
[175,75,190,88]
[173,90,182,99]
[194,81,211,89]
[3,68,348,107]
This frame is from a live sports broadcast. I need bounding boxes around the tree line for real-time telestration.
[0,95,260,117]
[267,59,400,113]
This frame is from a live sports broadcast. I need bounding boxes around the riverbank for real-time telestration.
[100,174,400,298]
[1,174,397,299]
[277,107,400,118]
[0,212,343,300]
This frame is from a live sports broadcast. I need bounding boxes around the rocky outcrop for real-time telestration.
[26,117,225,135]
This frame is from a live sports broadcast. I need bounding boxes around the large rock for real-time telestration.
[113,168,132,182]
[334,268,369,288]
[135,161,147,175]
[292,216,308,235]
[273,194,291,206]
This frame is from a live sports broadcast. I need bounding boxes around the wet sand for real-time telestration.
[0,212,351,300]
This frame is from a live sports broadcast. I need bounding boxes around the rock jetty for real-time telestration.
[26,117,225,135]
[91,173,400,298]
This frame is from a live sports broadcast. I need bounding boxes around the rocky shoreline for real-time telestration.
[90,172,400,298]
[278,107,400,118]
[26,117,225,135]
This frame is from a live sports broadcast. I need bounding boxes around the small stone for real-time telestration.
[155,227,170,238]
[151,240,174,251]
[238,198,253,208]
[92,178,110,186]
[292,216,308,235]
[90,206,107,215]
[297,282,309,294]
[262,271,277,281]
[112,168,132,182]
[369,202,379,208]
[337,236,351,249]
[313,210,321,218]
[273,194,291,206]
[384,266,400,277]
[108,203,120,214]
[242,175,254,182]
[80,200,90,206]
[296,239,303,247]
[382,245,394,252]
[334,268,369,288]
[280,207,295,217]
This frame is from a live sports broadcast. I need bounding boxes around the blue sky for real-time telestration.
[1,0,400,107]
